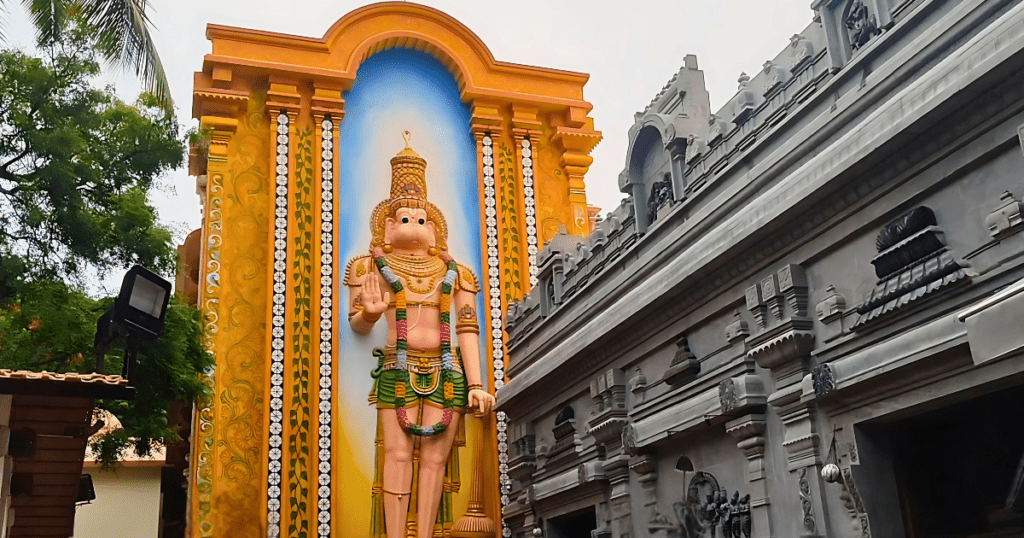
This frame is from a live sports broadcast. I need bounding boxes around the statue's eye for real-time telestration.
[402,217,409,224]
[418,218,425,225]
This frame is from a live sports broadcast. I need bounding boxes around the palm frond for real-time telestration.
[79,0,171,108]
[21,0,68,45]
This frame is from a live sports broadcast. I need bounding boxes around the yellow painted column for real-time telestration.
[311,84,345,538]
[199,89,273,537]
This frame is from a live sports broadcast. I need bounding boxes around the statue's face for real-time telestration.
[385,207,436,252]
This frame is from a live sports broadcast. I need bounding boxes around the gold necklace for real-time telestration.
[386,253,445,294]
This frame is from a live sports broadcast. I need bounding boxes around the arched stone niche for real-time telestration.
[618,57,711,231]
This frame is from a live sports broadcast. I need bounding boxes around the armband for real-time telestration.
[456,304,479,334]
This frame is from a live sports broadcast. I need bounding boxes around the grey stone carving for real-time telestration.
[854,206,970,329]
[647,174,673,225]
[788,33,815,71]
[845,0,881,51]
[725,311,750,346]
[663,336,701,386]
[985,191,1024,238]
[719,378,739,412]
[629,366,647,404]
[798,467,817,534]
[811,363,835,396]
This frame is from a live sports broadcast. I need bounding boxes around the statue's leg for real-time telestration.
[379,407,415,538]
[415,405,462,538]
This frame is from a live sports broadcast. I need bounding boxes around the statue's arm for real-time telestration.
[454,288,482,387]
[454,265,494,414]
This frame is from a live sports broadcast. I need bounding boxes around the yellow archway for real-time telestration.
[189,3,601,537]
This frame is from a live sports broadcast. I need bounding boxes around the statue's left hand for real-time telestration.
[468,389,495,416]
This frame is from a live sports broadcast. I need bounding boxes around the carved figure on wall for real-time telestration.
[346,132,495,538]
[647,173,674,225]
[845,0,880,51]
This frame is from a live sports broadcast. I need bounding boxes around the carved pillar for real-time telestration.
[265,78,304,538]
[552,116,600,236]
[193,113,237,538]
[512,104,542,289]
[630,455,659,536]
[665,138,688,201]
[470,104,507,532]
[746,264,830,537]
[310,83,343,538]
[588,369,631,538]
[727,414,771,538]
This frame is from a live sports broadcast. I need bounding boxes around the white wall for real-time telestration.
[73,466,162,538]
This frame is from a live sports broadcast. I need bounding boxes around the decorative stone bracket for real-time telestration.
[587,369,628,454]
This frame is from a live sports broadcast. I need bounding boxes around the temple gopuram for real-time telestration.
[185,3,599,537]
[499,0,1024,537]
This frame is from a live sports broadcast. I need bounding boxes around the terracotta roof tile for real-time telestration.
[0,369,129,386]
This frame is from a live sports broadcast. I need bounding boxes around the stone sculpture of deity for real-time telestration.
[345,131,496,538]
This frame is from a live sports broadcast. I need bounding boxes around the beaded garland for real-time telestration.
[373,247,459,437]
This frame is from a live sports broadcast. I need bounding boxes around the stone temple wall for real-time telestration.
[498,0,1024,537]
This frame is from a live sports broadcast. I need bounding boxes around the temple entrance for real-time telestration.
[546,507,597,538]
[883,383,1024,537]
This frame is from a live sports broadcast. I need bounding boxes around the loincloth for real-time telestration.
[369,346,468,410]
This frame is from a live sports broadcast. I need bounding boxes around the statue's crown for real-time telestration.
[370,130,448,251]
[389,130,428,209]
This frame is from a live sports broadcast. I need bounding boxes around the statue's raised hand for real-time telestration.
[362,270,389,321]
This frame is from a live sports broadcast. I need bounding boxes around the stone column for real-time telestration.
[630,455,659,538]
[746,264,831,538]
[665,138,687,201]
[587,369,631,538]
[727,414,771,538]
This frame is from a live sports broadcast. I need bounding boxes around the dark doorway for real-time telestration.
[546,506,597,538]
[884,383,1024,537]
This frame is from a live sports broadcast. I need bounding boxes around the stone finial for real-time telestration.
[737,72,751,89]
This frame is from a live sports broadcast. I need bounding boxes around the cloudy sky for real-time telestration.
[4,0,816,244]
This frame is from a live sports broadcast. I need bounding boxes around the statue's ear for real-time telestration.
[425,221,437,245]
[384,217,395,243]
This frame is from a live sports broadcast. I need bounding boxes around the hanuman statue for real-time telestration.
[345,132,496,538]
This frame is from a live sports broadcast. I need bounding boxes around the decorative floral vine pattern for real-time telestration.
[217,94,269,537]
[289,124,314,538]
[498,142,524,305]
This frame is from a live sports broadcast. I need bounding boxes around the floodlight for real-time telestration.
[115,265,172,340]
[93,265,172,379]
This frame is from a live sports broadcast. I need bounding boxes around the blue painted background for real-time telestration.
[334,48,484,477]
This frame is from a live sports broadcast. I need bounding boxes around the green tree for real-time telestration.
[0,27,209,464]
[2,0,169,104]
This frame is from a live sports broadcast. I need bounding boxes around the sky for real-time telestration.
[2,0,817,250]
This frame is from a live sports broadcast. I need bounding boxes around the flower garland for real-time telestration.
[374,247,458,437]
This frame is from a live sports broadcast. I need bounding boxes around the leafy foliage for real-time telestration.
[5,0,170,105]
[0,31,209,466]
[0,27,181,287]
